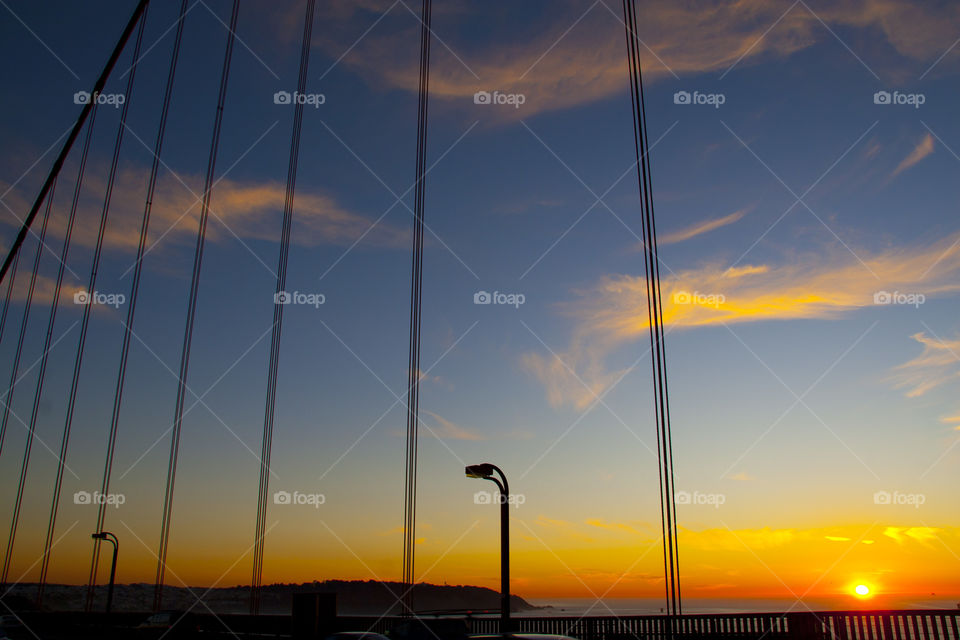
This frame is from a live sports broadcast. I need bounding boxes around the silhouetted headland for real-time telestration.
[5,580,541,615]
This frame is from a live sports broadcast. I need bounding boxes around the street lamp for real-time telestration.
[91,531,118,614]
[465,463,511,634]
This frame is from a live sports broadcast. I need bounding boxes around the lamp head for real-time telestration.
[465,463,495,479]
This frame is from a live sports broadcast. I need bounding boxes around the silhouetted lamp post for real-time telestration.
[465,463,511,634]
[91,531,118,614]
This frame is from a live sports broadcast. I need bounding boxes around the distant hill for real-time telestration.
[6,580,541,615]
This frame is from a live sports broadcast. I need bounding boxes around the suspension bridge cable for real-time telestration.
[0,252,21,454]
[0,0,151,286]
[0,252,21,355]
[621,0,681,618]
[34,106,100,605]
[633,2,682,614]
[0,177,57,587]
[250,0,317,615]
[622,2,670,611]
[154,0,240,612]
[402,0,432,615]
[86,0,189,611]
[34,7,148,611]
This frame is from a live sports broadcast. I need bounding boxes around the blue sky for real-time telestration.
[0,0,958,605]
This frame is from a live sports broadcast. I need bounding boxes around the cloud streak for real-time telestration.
[1,166,410,257]
[525,233,960,409]
[892,133,934,177]
[311,1,960,120]
[659,210,746,245]
[423,410,485,441]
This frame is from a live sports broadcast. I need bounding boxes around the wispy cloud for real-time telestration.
[0,165,410,256]
[889,332,960,398]
[525,234,960,409]
[659,210,746,245]
[423,410,485,441]
[883,526,940,545]
[308,1,960,121]
[891,133,934,177]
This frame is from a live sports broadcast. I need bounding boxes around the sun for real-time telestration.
[854,584,871,597]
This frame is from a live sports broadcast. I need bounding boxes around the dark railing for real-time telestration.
[15,609,960,640]
[339,610,960,640]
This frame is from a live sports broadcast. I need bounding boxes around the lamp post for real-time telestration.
[91,531,118,614]
[465,463,511,634]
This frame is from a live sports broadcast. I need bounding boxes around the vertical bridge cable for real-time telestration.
[0,177,57,586]
[34,106,100,605]
[154,0,240,612]
[86,0,189,611]
[0,252,20,454]
[621,0,681,618]
[37,6,147,611]
[402,0,432,616]
[0,252,21,357]
[0,0,151,286]
[250,0,317,615]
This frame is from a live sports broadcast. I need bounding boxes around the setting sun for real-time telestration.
[855,584,871,597]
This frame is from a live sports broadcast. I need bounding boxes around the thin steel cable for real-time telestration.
[402,0,432,615]
[36,7,147,611]
[154,0,240,611]
[0,177,57,586]
[0,0,151,285]
[622,0,681,618]
[250,0,316,615]
[0,251,21,355]
[0,252,20,456]
[620,0,667,609]
[86,0,188,611]
[35,105,100,604]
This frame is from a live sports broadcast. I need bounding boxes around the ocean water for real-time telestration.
[519,597,960,616]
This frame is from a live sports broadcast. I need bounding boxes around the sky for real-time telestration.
[0,0,959,612]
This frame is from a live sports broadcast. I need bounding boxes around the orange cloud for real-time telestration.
[525,233,960,409]
[422,410,486,441]
[1,166,409,258]
[891,133,934,177]
[658,210,747,245]
[310,1,960,120]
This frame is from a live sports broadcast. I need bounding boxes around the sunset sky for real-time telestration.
[0,0,958,611]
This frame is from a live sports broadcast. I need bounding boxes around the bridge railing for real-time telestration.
[339,610,960,640]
